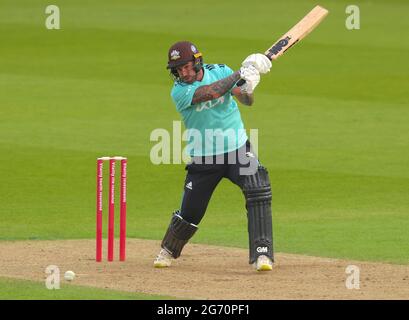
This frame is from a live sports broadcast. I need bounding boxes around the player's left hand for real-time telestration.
[242,53,272,74]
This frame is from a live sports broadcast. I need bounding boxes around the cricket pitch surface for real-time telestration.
[1,239,408,299]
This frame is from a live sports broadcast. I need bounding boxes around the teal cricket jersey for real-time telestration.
[170,63,248,156]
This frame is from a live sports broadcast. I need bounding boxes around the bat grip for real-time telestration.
[236,79,245,87]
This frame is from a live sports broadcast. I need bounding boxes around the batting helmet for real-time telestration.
[167,41,203,80]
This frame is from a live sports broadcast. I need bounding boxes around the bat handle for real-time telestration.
[236,79,245,87]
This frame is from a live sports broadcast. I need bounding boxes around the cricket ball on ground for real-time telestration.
[64,270,76,281]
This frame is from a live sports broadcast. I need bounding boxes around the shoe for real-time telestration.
[153,249,172,268]
[254,255,273,271]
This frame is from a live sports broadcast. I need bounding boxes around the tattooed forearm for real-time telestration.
[192,71,241,104]
[231,86,254,106]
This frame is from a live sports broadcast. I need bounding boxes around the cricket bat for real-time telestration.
[237,5,329,86]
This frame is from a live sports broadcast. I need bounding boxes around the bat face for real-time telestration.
[236,6,328,87]
[264,5,328,61]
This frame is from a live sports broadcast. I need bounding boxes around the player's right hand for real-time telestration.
[242,53,272,74]
[239,65,260,94]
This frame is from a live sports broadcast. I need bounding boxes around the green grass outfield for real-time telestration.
[1,0,408,299]
[0,277,175,300]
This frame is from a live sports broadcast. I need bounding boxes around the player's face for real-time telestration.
[176,61,197,83]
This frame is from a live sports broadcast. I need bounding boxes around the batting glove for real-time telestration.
[239,65,260,94]
[242,53,272,74]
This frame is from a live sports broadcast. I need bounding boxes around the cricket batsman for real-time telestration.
[153,41,274,271]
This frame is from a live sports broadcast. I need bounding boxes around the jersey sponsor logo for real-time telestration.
[186,181,193,190]
[195,96,225,112]
[256,246,268,253]
[205,64,215,70]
